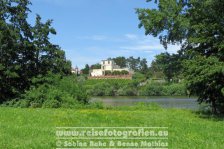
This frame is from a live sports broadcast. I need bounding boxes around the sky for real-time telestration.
[29,0,180,68]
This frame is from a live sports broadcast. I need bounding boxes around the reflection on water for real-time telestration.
[91,96,199,110]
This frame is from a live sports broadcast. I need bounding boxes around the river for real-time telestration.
[91,96,199,110]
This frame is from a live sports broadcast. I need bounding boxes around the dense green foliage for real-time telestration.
[137,0,224,113]
[90,63,101,69]
[139,82,186,96]
[82,64,90,75]
[150,52,184,82]
[84,79,136,96]
[184,56,224,113]
[0,107,223,148]
[3,75,88,108]
[112,56,127,68]
[0,0,71,103]
[84,78,186,96]
[104,70,129,76]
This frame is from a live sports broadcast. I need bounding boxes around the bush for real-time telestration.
[84,78,186,97]
[4,75,89,108]
[88,82,113,96]
[112,71,121,75]
[120,70,129,75]
[139,82,186,96]
[139,83,163,96]
[163,83,186,96]
[117,85,137,96]
[105,70,112,76]
[42,100,61,108]
[132,72,146,82]
[105,70,128,76]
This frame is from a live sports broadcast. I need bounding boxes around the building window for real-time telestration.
[108,61,110,64]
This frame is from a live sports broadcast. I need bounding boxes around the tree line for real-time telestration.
[82,56,148,75]
[82,54,183,82]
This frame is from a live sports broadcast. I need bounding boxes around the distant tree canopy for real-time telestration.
[110,56,149,74]
[112,56,127,68]
[82,64,90,75]
[137,0,224,114]
[150,52,183,82]
[90,63,101,69]
[0,0,71,103]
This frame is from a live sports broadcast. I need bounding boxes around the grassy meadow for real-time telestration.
[0,106,224,149]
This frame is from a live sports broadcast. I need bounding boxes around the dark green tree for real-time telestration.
[139,58,148,74]
[127,56,141,71]
[82,64,90,75]
[151,52,183,82]
[112,56,127,68]
[0,0,33,102]
[90,63,101,69]
[0,0,71,103]
[137,0,224,113]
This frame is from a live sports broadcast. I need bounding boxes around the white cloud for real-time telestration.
[121,34,181,54]
[124,34,138,40]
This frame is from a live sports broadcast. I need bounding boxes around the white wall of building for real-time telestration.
[91,69,103,76]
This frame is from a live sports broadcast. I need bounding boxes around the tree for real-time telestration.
[137,0,224,113]
[82,64,90,75]
[184,56,224,114]
[151,52,183,82]
[33,15,71,76]
[112,56,127,68]
[0,0,71,103]
[0,0,33,102]
[127,56,141,71]
[139,58,148,74]
[90,63,101,69]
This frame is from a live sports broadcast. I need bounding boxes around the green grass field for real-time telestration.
[0,107,224,149]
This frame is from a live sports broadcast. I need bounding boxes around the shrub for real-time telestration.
[90,82,116,96]
[163,83,186,96]
[117,85,137,96]
[42,100,61,108]
[139,83,163,96]
[139,82,186,96]
[120,70,129,75]
[112,71,121,75]
[132,72,146,82]
[105,70,112,76]
[4,75,89,108]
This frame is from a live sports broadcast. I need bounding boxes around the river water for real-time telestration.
[91,96,199,110]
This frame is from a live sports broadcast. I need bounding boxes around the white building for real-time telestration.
[90,60,131,76]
